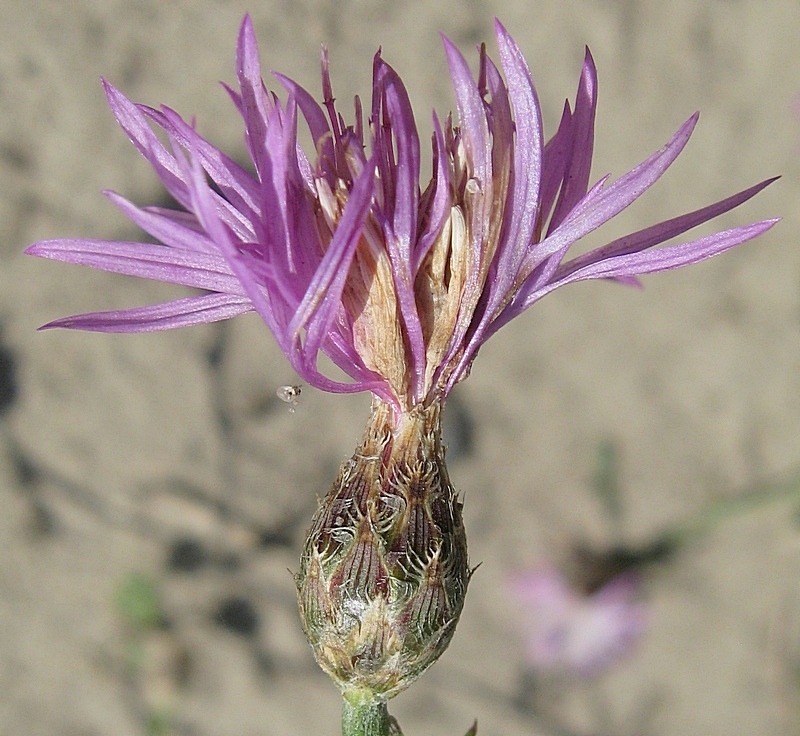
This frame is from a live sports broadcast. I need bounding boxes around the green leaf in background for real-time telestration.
[593,439,623,527]
[116,573,162,631]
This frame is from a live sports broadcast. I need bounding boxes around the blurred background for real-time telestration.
[2,1,799,734]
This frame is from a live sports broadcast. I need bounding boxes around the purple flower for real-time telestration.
[510,567,646,677]
[27,16,777,415]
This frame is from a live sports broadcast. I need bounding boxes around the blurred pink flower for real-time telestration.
[510,566,646,677]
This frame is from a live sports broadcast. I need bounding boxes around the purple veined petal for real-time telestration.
[253,98,325,328]
[236,14,274,180]
[522,173,774,309]
[454,55,512,362]
[371,53,397,215]
[175,138,286,347]
[496,218,779,330]
[154,103,364,397]
[558,218,779,281]
[441,34,491,187]
[103,81,192,211]
[259,100,295,274]
[272,95,327,289]
[282,145,328,290]
[539,101,573,225]
[292,139,315,190]
[556,176,780,280]
[482,54,514,208]
[520,113,699,286]
[158,130,257,245]
[373,59,427,401]
[38,293,254,333]
[513,174,612,305]
[547,47,598,233]
[287,160,389,396]
[324,325,379,384]
[439,39,497,359]
[320,331,393,401]
[254,97,321,317]
[274,72,336,181]
[476,21,544,325]
[25,238,246,294]
[178,127,376,396]
[142,104,261,221]
[353,93,365,146]
[287,157,376,361]
[413,113,452,273]
[443,30,546,382]
[222,81,244,118]
[104,191,218,254]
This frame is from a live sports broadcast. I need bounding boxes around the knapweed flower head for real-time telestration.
[510,566,646,678]
[27,16,776,419]
[27,15,776,704]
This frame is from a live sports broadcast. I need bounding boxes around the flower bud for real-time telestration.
[296,399,469,698]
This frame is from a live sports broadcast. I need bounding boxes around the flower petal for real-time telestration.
[142,104,261,222]
[288,158,376,359]
[104,191,217,254]
[275,72,336,182]
[235,14,274,180]
[557,176,780,279]
[169,135,285,348]
[373,58,427,400]
[513,113,699,307]
[26,238,245,293]
[539,101,574,225]
[413,113,451,273]
[547,48,598,232]
[38,293,253,333]
[442,35,491,185]
[473,21,544,329]
[103,81,190,210]
[507,218,778,319]
[532,113,700,272]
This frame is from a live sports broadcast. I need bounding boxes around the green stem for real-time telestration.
[341,688,401,736]
[665,471,800,548]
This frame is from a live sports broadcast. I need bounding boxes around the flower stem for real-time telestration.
[341,688,402,736]
[663,470,800,548]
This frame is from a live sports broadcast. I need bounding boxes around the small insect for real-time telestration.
[276,384,302,412]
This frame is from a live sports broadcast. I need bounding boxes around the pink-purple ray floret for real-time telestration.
[26,16,777,407]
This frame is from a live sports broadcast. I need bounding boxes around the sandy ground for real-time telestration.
[2,1,800,734]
